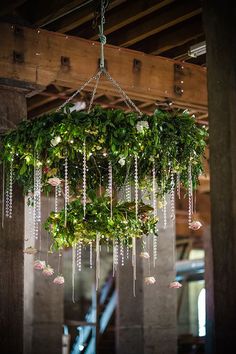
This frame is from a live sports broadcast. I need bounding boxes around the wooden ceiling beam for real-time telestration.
[105,0,202,47]
[0,22,207,112]
[0,0,27,16]
[70,0,174,39]
[131,15,203,55]
[18,0,86,26]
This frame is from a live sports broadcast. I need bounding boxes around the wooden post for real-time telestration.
[0,88,27,354]
[204,1,236,352]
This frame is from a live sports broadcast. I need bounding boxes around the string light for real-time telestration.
[83,141,87,219]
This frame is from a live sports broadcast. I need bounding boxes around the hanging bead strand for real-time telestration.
[55,185,59,212]
[177,173,181,199]
[82,141,87,219]
[163,194,167,230]
[170,169,175,221]
[188,163,193,227]
[152,161,158,267]
[89,242,93,269]
[1,161,5,228]
[8,158,13,219]
[76,242,82,272]
[33,153,42,239]
[132,156,138,297]
[96,233,100,291]
[64,155,69,227]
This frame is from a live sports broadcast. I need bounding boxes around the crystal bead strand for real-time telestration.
[176,173,181,199]
[55,185,59,212]
[133,156,138,297]
[108,161,118,275]
[89,242,93,269]
[96,233,100,291]
[8,158,13,218]
[120,241,124,266]
[33,153,42,239]
[170,169,175,221]
[188,163,193,227]
[152,161,158,267]
[82,141,87,219]
[5,171,9,218]
[125,181,131,260]
[76,242,82,271]
[163,194,167,230]
[64,155,69,227]
[2,162,5,228]
[72,245,76,303]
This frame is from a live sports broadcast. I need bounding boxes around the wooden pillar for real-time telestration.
[0,88,27,353]
[204,1,236,352]
[24,196,64,354]
[116,197,177,354]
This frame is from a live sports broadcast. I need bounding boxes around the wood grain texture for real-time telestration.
[0,88,26,354]
[0,22,207,112]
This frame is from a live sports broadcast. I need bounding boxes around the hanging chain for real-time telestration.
[56,71,101,112]
[88,71,102,112]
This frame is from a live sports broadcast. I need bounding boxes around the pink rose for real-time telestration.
[169,281,182,289]
[48,177,61,187]
[34,260,46,270]
[189,220,202,231]
[144,276,156,285]
[140,252,150,259]
[42,266,54,277]
[23,246,38,255]
[53,275,65,285]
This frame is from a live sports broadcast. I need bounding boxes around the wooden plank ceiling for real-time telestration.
[0,0,205,118]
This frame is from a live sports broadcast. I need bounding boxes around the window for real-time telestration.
[198,288,206,337]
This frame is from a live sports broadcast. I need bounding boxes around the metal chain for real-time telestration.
[56,71,101,112]
[104,70,142,116]
[88,70,102,113]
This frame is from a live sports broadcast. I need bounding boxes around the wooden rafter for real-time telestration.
[0,22,207,112]
[105,0,202,47]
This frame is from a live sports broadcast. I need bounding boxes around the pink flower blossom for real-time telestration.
[48,177,61,187]
[23,246,37,255]
[140,252,150,259]
[169,281,182,289]
[144,276,156,285]
[42,266,54,277]
[53,275,65,285]
[34,260,46,270]
[189,220,202,231]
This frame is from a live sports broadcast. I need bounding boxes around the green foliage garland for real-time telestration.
[45,193,158,250]
[0,105,208,196]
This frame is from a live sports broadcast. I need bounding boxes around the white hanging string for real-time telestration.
[64,155,69,227]
[82,141,87,219]
[89,242,93,269]
[1,161,5,228]
[133,156,138,297]
[170,169,175,221]
[33,153,42,239]
[72,245,76,303]
[188,163,193,227]
[76,242,82,271]
[152,161,158,267]
[55,185,59,212]
[163,194,167,230]
[96,233,100,291]
[176,173,181,199]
